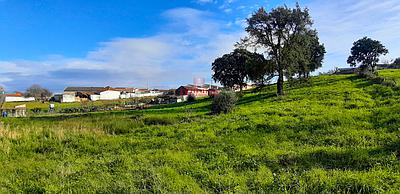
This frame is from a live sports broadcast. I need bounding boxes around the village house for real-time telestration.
[175,84,222,98]
[62,87,109,102]
[60,86,165,102]
[99,89,121,101]
[5,92,35,102]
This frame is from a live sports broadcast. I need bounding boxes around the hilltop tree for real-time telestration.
[243,4,323,95]
[212,49,269,90]
[347,37,388,73]
[25,84,52,101]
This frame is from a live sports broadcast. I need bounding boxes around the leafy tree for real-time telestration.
[243,4,322,95]
[284,30,325,82]
[244,52,274,85]
[347,37,388,73]
[212,49,259,90]
[25,84,52,101]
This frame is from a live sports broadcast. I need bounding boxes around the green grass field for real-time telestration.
[379,69,400,85]
[0,70,399,193]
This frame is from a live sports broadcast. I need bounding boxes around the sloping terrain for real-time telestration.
[0,71,399,193]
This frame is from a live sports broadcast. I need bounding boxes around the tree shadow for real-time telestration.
[237,92,276,106]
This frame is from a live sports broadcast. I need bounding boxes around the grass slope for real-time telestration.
[0,71,399,193]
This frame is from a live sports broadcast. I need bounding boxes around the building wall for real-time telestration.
[100,90,121,100]
[5,96,35,102]
[90,95,101,101]
[62,92,77,103]
[188,89,209,97]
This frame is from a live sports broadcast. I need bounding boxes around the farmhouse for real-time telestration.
[60,86,165,102]
[100,89,121,100]
[62,87,109,102]
[5,92,35,102]
[176,85,222,98]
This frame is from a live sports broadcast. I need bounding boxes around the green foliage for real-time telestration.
[285,30,326,80]
[211,90,238,114]
[243,4,324,95]
[0,70,400,192]
[212,49,260,90]
[347,37,389,73]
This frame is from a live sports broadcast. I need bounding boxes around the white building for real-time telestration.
[5,92,35,102]
[62,92,77,103]
[90,94,101,101]
[100,90,121,100]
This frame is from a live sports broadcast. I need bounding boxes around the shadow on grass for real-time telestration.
[237,93,276,106]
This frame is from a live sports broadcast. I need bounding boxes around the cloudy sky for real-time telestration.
[0,0,399,92]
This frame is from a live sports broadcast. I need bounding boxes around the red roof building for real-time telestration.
[175,85,222,97]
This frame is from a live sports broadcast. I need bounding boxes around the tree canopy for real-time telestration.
[25,84,52,101]
[212,49,267,90]
[242,4,324,95]
[347,37,388,73]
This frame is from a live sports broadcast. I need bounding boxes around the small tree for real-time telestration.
[347,37,388,74]
[211,90,237,114]
[25,84,52,101]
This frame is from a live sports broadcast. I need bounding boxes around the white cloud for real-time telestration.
[306,0,400,72]
[0,7,241,91]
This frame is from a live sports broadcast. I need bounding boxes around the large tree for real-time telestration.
[243,4,323,95]
[212,49,268,90]
[25,84,52,101]
[284,30,325,80]
[244,52,274,85]
[347,37,388,73]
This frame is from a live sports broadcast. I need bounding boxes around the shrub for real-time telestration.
[187,94,196,103]
[211,90,237,114]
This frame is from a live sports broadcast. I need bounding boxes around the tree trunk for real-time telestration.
[277,69,284,96]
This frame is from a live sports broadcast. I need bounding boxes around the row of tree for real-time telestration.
[212,4,326,95]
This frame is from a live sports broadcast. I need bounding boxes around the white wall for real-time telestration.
[62,93,76,103]
[100,90,121,100]
[90,95,101,101]
[5,96,35,102]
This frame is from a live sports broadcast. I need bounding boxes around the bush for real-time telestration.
[211,90,237,114]
[187,94,196,103]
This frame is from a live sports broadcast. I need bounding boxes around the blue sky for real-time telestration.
[0,0,399,92]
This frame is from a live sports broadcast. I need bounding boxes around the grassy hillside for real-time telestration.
[379,69,400,86]
[0,71,399,193]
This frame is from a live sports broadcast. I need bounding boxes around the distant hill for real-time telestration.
[0,70,399,193]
